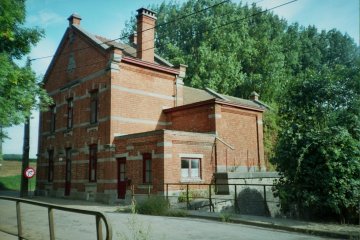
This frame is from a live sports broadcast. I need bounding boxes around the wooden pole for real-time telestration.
[20,116,30,197]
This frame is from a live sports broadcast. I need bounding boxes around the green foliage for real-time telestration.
[135,196,169,216]
[272,66,360,222]
[220,212,232,222]
[0,0,51,138]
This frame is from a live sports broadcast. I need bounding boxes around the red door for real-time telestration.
[117,158,127,199]
[65,149,72,196]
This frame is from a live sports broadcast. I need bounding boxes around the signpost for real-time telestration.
[24,167,36,197]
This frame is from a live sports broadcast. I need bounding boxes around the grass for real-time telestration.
[0,174,37,191]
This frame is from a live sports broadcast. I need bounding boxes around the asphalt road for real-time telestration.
[0,199,331,240]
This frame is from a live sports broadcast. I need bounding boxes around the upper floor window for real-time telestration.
[67,98,73,129]
[89,144,97,182]
[181,158,201,179]
[142,153,152,184]
[90,90,98,124]
[48,149,54,182]
[50,105,56,133]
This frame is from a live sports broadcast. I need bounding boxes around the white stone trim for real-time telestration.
[111,85,174,101]
[208,114,222,119]
[179,153,204,159]
[110,115,171,126]
[157,141,172,147]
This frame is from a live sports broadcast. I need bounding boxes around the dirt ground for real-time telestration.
[0,161,36,177]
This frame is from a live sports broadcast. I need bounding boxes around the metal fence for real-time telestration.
[165,183,280,216]
[0,196,112,240]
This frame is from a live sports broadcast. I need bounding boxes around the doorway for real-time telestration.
[117,158,127,199]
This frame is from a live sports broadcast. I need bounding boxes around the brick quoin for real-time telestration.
[36,8,267,203]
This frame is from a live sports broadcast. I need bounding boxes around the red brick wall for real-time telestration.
[165,103,216,133]
[216,104,265,171]
[109,61,177,138]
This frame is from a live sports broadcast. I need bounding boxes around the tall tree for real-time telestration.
[0,0,50,138]
[272,66,360,223]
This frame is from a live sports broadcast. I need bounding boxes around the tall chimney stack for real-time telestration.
[136,8,156,63]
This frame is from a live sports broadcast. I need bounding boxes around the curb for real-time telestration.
[187,213,356,239]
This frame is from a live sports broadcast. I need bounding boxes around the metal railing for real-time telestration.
[165,183,278,214]
[0,196,112,240]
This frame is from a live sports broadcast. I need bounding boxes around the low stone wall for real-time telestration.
[215,172,280,217]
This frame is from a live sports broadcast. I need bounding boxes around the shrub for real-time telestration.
[136,196,169,216]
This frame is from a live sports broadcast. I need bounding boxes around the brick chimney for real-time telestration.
[136,8,156,62]
[67,13,82,26]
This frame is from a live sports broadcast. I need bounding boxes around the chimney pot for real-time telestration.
[250,91,260,101]
[68,13,82,26]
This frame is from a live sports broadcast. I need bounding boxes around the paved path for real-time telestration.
[0,195,359,240]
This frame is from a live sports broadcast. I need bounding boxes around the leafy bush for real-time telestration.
[136,196,169,216]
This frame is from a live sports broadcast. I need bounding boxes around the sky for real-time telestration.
[3,0,359,158]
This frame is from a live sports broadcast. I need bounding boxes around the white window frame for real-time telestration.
[179,154,203,181]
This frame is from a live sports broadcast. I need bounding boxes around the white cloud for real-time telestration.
[27,10,63,27]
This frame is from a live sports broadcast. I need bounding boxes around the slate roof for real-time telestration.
[73,25,173,67]
[183,86,267,110]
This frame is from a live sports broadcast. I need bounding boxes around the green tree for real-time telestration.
[272,66,360,223]
[0,0,50,140]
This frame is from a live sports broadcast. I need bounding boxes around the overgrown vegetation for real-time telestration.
[135,196,187,217]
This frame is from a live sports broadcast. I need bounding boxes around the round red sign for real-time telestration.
[24,167,36,179]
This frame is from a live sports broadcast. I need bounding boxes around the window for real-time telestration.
[142,153,152,183]
[50,105,56,133]
[89,145,97,182]
[90,90,98,124]
[181,158,201,179]
[48,150,54,182]
[67,98,73,129]
[65,148,72,182]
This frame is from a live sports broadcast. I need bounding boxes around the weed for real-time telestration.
[220,212,232,222]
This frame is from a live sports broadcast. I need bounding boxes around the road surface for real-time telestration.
[0,199,331,240]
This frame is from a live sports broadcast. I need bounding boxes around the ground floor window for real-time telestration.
[181,158,201,179]
[142,153,152,183]
[89,144,97,182]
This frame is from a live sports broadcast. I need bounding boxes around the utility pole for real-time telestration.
[20,116,30,197]
[20,58,31,198]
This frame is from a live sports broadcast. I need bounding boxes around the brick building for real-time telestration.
[36,8,267,203]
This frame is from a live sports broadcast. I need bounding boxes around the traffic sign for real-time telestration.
[24,167,36,179]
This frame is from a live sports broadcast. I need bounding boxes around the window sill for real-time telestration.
[138,184,153,189]
[87,123,99,132]
[180,178,203,183]
[47,134,55,139]
[64,129,73,136]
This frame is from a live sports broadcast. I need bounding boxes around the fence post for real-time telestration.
[48,208,55,240]
[209,184,213,212]
[166,184,169,202]
[148,185,151,198]
[263,185,267,216]
[96,215,103,240]
[234,185,238,213]
[186,184,189,210]
[16,201,22,240]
